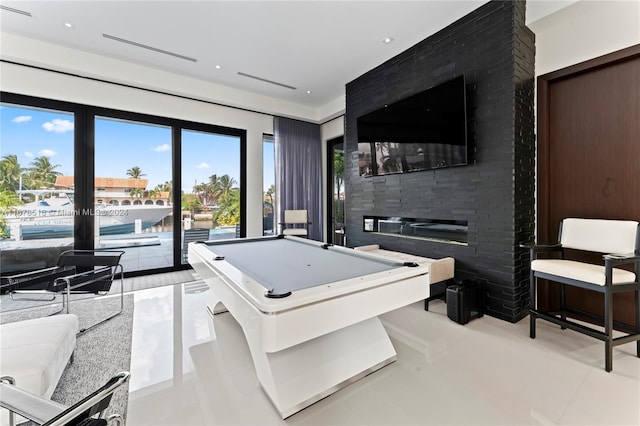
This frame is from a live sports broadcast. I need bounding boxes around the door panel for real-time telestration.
[548,59,640,226]
[537,47,640,326]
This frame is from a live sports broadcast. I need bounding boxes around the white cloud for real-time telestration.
[12,115,32,124]
[196,162,210,169]
[24,151,34,158]
[153,144,171,152]
[38,149,56,157]
[42,119,74,133]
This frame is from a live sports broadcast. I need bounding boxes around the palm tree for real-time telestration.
[215,188,240,226]
[153,184,165,198]
[129,187,145,204]
[218,175,237,198]
[126,166,146,179]
[157,181,173,204]
[206,174,238,223]
[29,156,62,188]
[265,184,275,208]
[0,190,21,239]
[157,181,172,192]
[147,188,160,201]
[193,182,210,205]
[207,174,222,204]
[0,154,24,192]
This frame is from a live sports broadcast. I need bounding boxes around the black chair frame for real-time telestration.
[0,371,130,426]
[4,250,125,333]
[524,220,640,372]
[182,228,211,263]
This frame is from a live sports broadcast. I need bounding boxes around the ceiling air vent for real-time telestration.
[237,72,297,90]
[102,33,197,62]
[0,5,33,17]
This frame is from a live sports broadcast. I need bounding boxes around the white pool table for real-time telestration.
[188,235,431,418]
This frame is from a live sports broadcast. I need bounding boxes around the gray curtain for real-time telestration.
[274,116,322,241]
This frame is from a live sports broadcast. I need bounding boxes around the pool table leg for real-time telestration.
[207,290,229,315]
[244,316,397,419]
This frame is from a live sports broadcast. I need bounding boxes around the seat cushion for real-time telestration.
[282,228,308,236]
[531,259,636,286]
[0,314,78,397]
[354,245,455,285]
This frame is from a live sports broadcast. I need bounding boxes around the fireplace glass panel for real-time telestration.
[363,216,468,245]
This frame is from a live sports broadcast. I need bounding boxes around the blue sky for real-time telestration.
[0,105,75,180]
[1,104,273,192]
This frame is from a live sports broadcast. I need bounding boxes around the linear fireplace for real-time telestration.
[363,216,468,245]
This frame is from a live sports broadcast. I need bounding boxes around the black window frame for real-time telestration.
[1,91,247,277]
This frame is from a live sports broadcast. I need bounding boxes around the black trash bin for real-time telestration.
[446,280,484,325]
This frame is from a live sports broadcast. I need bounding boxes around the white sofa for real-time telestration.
[0,314,78,426]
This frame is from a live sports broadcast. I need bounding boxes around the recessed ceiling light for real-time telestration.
[215,65,221,69]
[382,36,394,44]
[306,90,312,94]
[64,22,74,29]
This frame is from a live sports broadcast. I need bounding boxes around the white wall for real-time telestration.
[529,0,640,76]
[0,33,321,121]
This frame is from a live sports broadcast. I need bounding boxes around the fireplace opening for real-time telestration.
[363,216,468,245]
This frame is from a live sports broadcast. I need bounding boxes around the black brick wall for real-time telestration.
[344,0,536,322]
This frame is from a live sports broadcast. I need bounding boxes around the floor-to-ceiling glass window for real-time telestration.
[181,129,241,264]
[2,93,246,276]
[327,137,345,245]
[0,103,76,272]
[263,134,275,235]
[94,116,173,272]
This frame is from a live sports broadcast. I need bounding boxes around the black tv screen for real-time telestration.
[357,75,468,176]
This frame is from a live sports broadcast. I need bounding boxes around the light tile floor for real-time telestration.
[126,282,640,425]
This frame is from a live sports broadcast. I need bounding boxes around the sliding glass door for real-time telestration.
[94,117,173,272]
[0,103,75,273]
[180,129,241,264]
[327,137,345,245]
[263,134,275,235]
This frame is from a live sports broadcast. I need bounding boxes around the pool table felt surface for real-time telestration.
[200,238,404,295]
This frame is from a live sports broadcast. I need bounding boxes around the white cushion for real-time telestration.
[560,218,639,254]
[282,228,308,236]
[531,259,636,286]
[353,246,455,285]
[283,210,308,224]
[353,244,380,252]
[0,314,78,397]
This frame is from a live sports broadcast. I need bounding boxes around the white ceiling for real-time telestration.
[1,1,575,111]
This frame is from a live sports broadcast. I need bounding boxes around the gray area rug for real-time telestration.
[1,294,134,424]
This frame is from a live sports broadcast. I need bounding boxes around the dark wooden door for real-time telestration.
[537,45,640,326]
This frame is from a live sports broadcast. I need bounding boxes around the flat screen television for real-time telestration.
[357,75,468,177]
